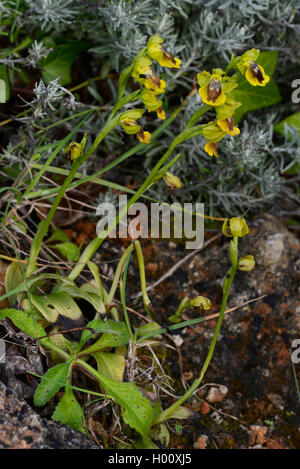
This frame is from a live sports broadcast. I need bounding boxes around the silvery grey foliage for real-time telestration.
[146,114,299,217]
[27,41,51,68]
[0,0,299,217]
[24,0,79,31]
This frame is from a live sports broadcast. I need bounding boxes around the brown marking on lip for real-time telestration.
[250,60,264,83]
[161,47,176,65]
[207,78,222,102]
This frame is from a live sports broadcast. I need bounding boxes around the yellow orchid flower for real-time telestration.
[63,133,87,160]
[147,36,181,69]
[140,89,166,119]
[189,296,211,310]
[120,109,151,142]
[234,49,270,86]
[131,56,153,83]
[144,76,166,94]
[217,117,240,136]
[197,70,238,106]
[132,56,166,94]
[136,129,151,144]
[197,72,226,106]
[243,58,270,86]
[222,217,250,237]
[204,142,219,158]
[120,117,141,135]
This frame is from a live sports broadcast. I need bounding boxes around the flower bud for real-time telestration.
[63,133,87,160]
[238,255,255,271]
[222,217,249,237]
[189,296,211,310]
[163,172,183,189]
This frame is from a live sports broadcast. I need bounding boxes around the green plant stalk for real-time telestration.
[133,240,150,306]
[133,240,155,321]
[169,297,190,323]
[120,250,135,342]
[106,243,134,305]
[25,115,120,277]
[68,106,209,282]
[153,237,239,425]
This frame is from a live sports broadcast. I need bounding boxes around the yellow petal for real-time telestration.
[245,63,270,86]
[145,78,166,94]
[217,119,240,136]
[198,85,226,106]
[136,130,151,144]
[156,107,166,120]
[204,142,219,157]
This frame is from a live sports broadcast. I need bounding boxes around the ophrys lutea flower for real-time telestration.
[197,70,236,107]
[119,109,151,144]
[147,36,181,69]
[235,49,270,87]
[132,56,166,94]
[140,89,166,120]
[217,117,240,136]
[243,58,270,86]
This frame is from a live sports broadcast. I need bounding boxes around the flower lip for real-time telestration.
[161,46,177,66]
[227,116,234,131]
[204,142,219,157]
[207,78,222,102]
[249,60,264,83]
[136,129,151,144]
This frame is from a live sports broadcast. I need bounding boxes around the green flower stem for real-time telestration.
[153,237,239,425]
[120,250,135,342]
[106,243,134,305]
[169,297,190,323]
[25,115,120,277]
[68,104,209,282]
[133,240,156,320]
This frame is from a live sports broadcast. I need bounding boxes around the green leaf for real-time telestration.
[0,65,10,103]
[258,51,279,77]
[0,308,52,349]
[52,387,87,433]
[58,284,105,314]
[88,367,154,436]
[0,273,74,304]
[78,318,108,349]
[82,320,129,353]
[4,262,23,306]
[231,51,281,122]
[274,112,300,138]
[34,362,70,407]
[46,229,69,244]
[31,291,83,323]
[40,43,89,86]
[92,351,126,382]
[52,242,80,261]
